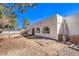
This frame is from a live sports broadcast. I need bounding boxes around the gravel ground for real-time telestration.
[32,39,79,56]
[58,47,79,56]
[0,34,79,56]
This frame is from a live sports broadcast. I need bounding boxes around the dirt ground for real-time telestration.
[0,34,78,56]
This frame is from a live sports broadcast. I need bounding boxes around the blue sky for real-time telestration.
[13,3,79,29]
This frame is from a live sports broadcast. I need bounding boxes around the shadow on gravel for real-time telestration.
[21,33,57,41]
[68,47,79,51]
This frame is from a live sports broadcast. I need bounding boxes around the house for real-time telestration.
[64,14,79,44]
[27,14,63,40]
[27,14,79,44]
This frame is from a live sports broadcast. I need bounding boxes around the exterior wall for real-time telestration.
[57,14,64,34]
[27,16,58,40]
[35,16,57,39]
[27,14,79,44]
[57,14,69,42]
[27,14,64,40]
[70,35,79,44]
[65,14,79,35]
[65,14,79,43]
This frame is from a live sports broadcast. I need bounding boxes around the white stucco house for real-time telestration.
[27,14,79,44]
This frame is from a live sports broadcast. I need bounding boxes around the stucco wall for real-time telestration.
[65,14,79,35]
[27,14,65,40]
[35,16,57,39]
[27,14,79,43]
[64,14,79,43]
[27,15,58,40]
[57,14,64,35]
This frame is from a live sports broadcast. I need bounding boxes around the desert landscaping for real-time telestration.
[0,32,78,56]
[0,3,79,56]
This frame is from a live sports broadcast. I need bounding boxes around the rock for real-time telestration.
[66,42,72,45]
[69,44,75,48]
[74,45,79,51]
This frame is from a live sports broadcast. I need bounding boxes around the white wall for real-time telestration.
[35,16,57,39]
[57,14,63,35]
[65,14,79,35]
[27,15,58,40]
[27,14,79,40]
[27,14,68,40]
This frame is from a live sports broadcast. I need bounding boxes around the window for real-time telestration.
[36,28,40,33]
[42,26,50,34]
